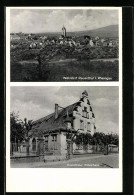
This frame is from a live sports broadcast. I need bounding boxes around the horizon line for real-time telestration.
[10,24,118,34]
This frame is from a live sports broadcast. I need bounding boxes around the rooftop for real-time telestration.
[29,102,78,137]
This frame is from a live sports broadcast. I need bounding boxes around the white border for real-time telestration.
[6,7,122,192]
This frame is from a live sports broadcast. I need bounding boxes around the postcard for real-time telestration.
[6,7,122,192]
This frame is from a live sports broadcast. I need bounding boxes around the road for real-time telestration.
[11,153,119,168]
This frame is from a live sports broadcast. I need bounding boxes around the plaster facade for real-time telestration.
[29,91,96,156]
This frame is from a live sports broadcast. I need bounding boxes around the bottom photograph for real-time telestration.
[10,86,119,168]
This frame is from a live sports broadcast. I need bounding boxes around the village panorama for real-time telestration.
[10,24,119,82]
[10,88,119,168]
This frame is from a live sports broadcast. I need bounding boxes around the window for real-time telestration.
[84,107,87,112]
[52,135,57,150]
[44,136,48,151]
[82,107,88,118]
[87,123,90,132]
[32,138,36,152]
[80,120,84,130]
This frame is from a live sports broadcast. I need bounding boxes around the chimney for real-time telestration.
[55,104,58,119]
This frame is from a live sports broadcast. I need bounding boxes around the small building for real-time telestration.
[42,36,47,40]
[89,40,94,47]
[10,34,20,40]
[60,41,64,45]
[84,35,91,40]
[103,41,108,46]
[28,91,96,156]
[59,35,64,40]
[95,36,99,41]
[108,144,119,152]
[109,41,113,47]
[101,38,105,43]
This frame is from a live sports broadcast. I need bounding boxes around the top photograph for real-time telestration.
[9,8,121,82]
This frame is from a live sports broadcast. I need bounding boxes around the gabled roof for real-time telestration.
[29,102,78,137]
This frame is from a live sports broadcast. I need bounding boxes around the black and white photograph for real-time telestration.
[6,6,123,193]
[10,86,119,168]
[9,8,120,82]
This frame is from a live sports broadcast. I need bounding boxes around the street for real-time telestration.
[11,153,119,168]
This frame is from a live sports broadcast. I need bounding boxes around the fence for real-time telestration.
[73,144,119,154]
[10,142,119,157]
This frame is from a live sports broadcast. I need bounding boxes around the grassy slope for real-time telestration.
[11,60,118,82]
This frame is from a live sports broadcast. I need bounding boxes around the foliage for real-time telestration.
[10,111,33,143]
[10,111,24,142]
[11,59,118,82]
[74,132,119,146]
[10,36,119,81]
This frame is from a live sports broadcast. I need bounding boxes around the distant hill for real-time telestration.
[67,25,119,38]
[15,24,118,38]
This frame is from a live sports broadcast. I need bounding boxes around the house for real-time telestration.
[60,41,64,45]
[89,39,94,47]
[28,90,96,156]
[42,36,47,40]
[59,35,64,40]
[103,41,108,46]
[10,34,20,40]
[101,38,105,43]
[95,36,99,41]
[109,41,113,47]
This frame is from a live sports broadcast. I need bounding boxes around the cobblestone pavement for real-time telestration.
[11,153,119,168]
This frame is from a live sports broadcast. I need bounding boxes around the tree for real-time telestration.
[10,111,24,142]
[10,112,33,143]
[24,118,33,139]
[23,118,33,155]
[36,52,50,81]
[37,54,42,79]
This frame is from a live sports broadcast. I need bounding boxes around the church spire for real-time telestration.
[62,25,66,37]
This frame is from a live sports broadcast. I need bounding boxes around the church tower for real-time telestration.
[62,25,66,37]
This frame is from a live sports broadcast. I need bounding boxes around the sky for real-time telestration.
[10,86,119,134]
[10,9,119,33]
